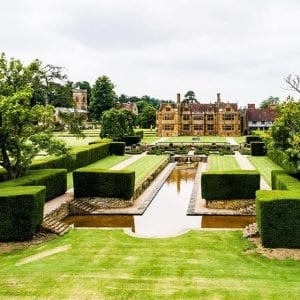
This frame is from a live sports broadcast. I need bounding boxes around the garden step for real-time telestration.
[42,216,71,236]
[238,203,256,215]
[70,199,97,213]
[243,223,259,238]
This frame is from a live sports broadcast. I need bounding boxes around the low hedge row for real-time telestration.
[0,169,67,202]
[30,143,110,172]
[114,136,141,146]
[201,170,260,200]
[0,186,45,241]
[73,168,135,200]
[256,190,300,248]
[267,149,298,173]
[250,142,266,156]
[246,135,262,144]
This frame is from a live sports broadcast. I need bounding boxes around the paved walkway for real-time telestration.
[234,151,271,190]
[150,137,168,145]
[226,137,239,146]
[110,152,147,170]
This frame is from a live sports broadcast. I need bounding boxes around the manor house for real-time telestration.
[156,93,246,137]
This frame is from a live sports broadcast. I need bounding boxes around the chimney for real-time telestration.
[248,104,255,109]
[177,93,181,104]
[217,93,221,103]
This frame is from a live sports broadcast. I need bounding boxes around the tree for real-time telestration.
[269,97,300,168]
[0,54,68,179]
[285,74,300,94]
[90,76,116,120]
[139,105,157,128]
[58,111,87,135]
[259,96,280,109]
[100,109,134,139]
[183,90,199,103]
[47,81,74,107]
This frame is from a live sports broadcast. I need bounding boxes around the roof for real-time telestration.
[247,108,279,122]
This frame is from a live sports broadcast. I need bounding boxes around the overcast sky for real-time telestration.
[1,0,299,106]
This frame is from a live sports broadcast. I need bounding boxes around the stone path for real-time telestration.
[150,137,168,145]
[110,152,147,170]
[226,137,239,146]
[234,151,271,190]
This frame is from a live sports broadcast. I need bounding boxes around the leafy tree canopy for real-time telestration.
[139,105,157,128]
[259,96,280,109]
[90,76,116,120]
[100,109,134,140]
[183,90,199,103]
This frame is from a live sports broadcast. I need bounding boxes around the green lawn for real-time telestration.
[125,155,168,186]
[0,230,299,299]
[234,136,246,143]
[208,155,241,171]
[247,156,283,186]
[67,155,131,189]
[141,137,161,144]
[165,136,227,143]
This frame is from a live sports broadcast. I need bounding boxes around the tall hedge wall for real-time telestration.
[201,170,260,200]
[30,143,110,172]
[109,142,125,155]
[256,190,300,248]
[73,168,135,200]
[246,135,262,144]
[0,186,45,241]
[0,169,67,202]
[250,142,266,156]
[267,149,298,173]
[271,170,300,191]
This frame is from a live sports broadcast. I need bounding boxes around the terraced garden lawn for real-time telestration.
[165,136,227,143]
[141,137,161,144]
[67,155,131,189]
[125,155,169,186]
[234,136,246,143]
[248,156,283,186]
[0,230,299,299]
[208,155,241,171]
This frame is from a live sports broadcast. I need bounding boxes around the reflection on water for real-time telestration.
[62,164,256,237]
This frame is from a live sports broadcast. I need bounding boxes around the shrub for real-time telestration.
[0,169,67,202]
[267,149,298,173]
[73,168,135,200]
[256,190,300,248]
[0,186,45,241]
[109,142,125,155]
[201,170,260,200]
[118,136,141,146]
[246,135,262,144]
[250,142,266,156]
[271,170,300,191]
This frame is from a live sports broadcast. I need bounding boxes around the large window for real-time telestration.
[193,114,203,120]
[223,125,234,131]
[207,124,214,131]
[207,114,214,121]
[183,114,190,120]
[223,114,234,120]
[166,107,171,111]
[182,124,190,130]
[194,124,203,131]
[163,114,174,120]
[164,125,174,130]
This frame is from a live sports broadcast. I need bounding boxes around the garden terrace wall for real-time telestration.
[73,169,135,200]
[30,143,110,172]
[201,170,260,200]
[0,186,45,241]
[0,169,67,202]
[256,190,300,248]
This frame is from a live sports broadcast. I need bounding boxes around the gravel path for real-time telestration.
[150,137,169,145]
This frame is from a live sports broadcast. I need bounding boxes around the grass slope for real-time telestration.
[0,230,299,299]
[208,155,241,171]
[247,156,283,186]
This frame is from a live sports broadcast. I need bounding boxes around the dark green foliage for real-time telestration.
[109,142,125,155]
[30,143,110,172]
[267,149,298,173]
[0,169,67,201]
[271,170,300,191]
[118,136,141,146]
[0,169,8,183]
[73,169,135,200]
[0,186,45,241]
[246,135,262,144]
[256,190,300,248]
[250,142,266,156]
[201,170,260,200]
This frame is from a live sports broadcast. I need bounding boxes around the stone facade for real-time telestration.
[156,93,245,137]
[73,89,88,110]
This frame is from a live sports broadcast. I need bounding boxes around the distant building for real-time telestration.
[73,89,88,111]
[116,101,138,115]
[246,104,279,133]
[156,93,245,137]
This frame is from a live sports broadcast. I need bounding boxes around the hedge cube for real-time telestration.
[73,168,135,200]
[109,142,125,155]
[250,142,266,156]
[0,186,45,241]
[201,170,260,200]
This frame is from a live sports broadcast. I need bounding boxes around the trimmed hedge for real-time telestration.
[0,169,67,202]
[30,143,110,172]
[271,170,300,191]
[109,142,125,155]
[246,135,262,144]
[201,170,260,200]
[0,186,45,241]
[116,136,141,146]
[250,142,266,156]
[267,149,298,173]
[73,168,135,200]
[256,190,300,248]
